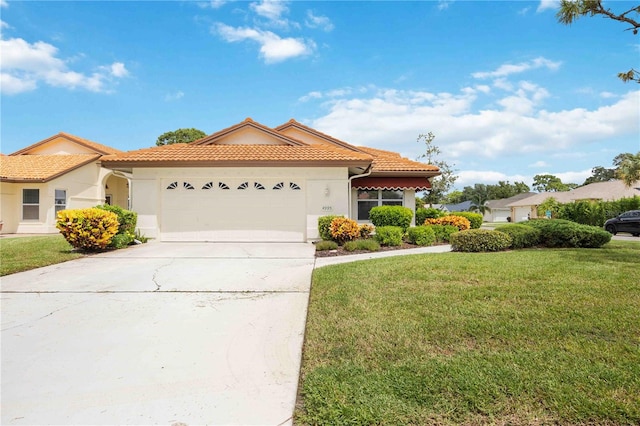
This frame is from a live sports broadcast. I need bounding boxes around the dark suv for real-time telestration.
[604,210,640,236]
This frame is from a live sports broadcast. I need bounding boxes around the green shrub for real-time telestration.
[315,240,338,251]
[406,226,436,246]
[450,229,512,252]
[318,215,340,241]
[522,219,611,248]
[56,208,119,251]
[495,224,541,249]
[427,224,459,243]
[556,196,640,227]
[369,206,413,231]
[374,226,404,246]
[415,207,445,225]
[451,211,483,229]
[343,239,380,252]
[96,204,137,248]
[330,217,361,244]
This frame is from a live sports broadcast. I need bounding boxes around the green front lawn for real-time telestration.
[297,241,640,425]
[0,235,83,276]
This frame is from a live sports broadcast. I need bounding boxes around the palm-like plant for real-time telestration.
[617,152,640,187]
[469,192,492,215]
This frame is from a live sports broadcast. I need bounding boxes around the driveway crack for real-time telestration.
[152,258,175,291]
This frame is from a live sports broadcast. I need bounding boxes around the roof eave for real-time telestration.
[0,155,101,183]
[100,159,373,169]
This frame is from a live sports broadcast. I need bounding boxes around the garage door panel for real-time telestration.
[160,179,306,242]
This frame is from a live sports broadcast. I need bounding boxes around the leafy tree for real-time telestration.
[533,174,577,192]
[616,152,640,187]
[557,0,640,83]
[583,166,617,185]
[441,190,465,204]
[487,180,530,199]
[156,128,207,146]
[417,132,458,206]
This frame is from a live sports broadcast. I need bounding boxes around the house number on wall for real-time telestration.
[322,206,333,211]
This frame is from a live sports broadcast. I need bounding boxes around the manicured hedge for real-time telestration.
[450,229,512,252]
[495,224,541,249]
[450,211,483,229]
[315,240,338,251]
[374,226,404,246]
[318,215,340,241]
[426,224,459,243]
[406,226,436,246]
[557,196,640,227]
[369,206,413,231]
[96,204,137,248]
[415,207,445,225]
[343,239,380,252]
[523,219,611,248]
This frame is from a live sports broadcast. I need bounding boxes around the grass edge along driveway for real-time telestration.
[297,241,640,425]
[0,235,83,276]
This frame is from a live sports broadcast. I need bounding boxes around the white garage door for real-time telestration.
[160,179,306,242]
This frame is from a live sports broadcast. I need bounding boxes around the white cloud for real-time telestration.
[213,23,315,63]
[473,57,561,79]
[0,72,36,95]
[600,91,616,99]
[249,0,296,28]
[0,37,129,94]
[456,170,531,188]
[1,19,10,30]
[529,161,549,168]
[305,10,334,32]
[537,0,560,12]
[164,90,184,102]
[1,0,8,8]
[250,0,288,21]
[550,169,592,185]
[437,1,454,11]
[306,83,640,171]
[518,6,531,15]
[298,91,322,102]
[197,0,227,9]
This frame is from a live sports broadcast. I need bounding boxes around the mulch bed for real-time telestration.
[315,242,429,257]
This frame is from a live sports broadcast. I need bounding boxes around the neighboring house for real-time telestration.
[485,192,537,223]
[101,118,440,242]
[0,133,129,234]
[443,200,473,212]
[507,180,640,222]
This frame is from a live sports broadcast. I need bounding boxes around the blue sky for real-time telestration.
[1,0,639,190]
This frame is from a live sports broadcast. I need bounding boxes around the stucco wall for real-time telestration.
[26,137,99,155]
[1,164,117,234]
[130,167,349,241]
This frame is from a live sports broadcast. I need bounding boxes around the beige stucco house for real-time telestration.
[101,118,440,242]
[0,133,129,234]
[507,180,640,221]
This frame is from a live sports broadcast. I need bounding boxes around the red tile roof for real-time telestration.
[0,154,100,182]
[100,144,373,167]
[100,118,441,178]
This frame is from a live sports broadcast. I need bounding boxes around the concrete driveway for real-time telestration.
[1,242,315,426]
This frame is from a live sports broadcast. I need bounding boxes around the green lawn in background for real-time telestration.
[297,241,640,425]
[0,235,83,276]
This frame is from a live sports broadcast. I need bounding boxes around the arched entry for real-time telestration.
[103,173,130,209]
